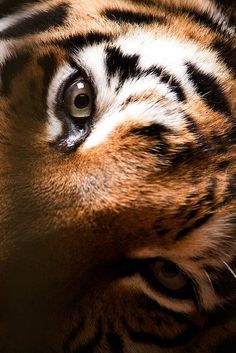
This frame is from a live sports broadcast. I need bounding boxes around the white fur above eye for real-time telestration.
[45,29,224,149]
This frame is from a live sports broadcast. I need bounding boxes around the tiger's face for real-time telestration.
[0,0,235,352]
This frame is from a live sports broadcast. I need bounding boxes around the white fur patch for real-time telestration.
[45,32,222,147]
[116,32,219,82]
[75,39,190,150]
[46,63,75,141]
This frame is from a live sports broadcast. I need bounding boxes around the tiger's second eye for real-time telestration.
[64,78,93,119]
[151,260,187,291]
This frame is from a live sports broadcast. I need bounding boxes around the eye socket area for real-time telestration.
[64,77,93,119]
[115,258,194,300]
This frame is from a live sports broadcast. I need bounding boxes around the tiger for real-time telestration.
[0,0,235,352]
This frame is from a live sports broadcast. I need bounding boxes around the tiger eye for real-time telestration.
[152,261,187,291]
[65,78,93,118]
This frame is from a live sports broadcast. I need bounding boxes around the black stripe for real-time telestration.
[227,124,236,146]
[210,132,228,154]
[106,46,140,85]
[131,123,170,138]
[106,331,124,353]
[185,115,207,148]
[153,223,170,236]
[138,2,225,34]
[176,213,213,240]
[149,66,186,102]
[145,66,162,77]
[214,0,236,29]
[37,53,57,104]
[212,40,236,77]
[56,32,112,52]
[170,142,197,167]
[169,76,186,102]
[103,8,165,25]
[186,63,231,115]
[182,180,216,223]
[137,294,190,324]
[224,173,236,203]
[0,0,42,18]
[175,192,199,217]
[216,159,231,171]
[123,320,197,348]
[128,0,156,5]
[0,52,31,96]
[186,9,219,32]
[73,320,103,353]
[131,123,170,156]
[0,3,68,39]
[165,4,229,35]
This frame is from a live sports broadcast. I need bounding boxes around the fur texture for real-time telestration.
[0,0,235,352]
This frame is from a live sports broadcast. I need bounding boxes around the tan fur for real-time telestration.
[0,0,235,352]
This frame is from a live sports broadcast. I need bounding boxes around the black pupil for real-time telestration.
[161,263,179,278]
[74,94,90,109]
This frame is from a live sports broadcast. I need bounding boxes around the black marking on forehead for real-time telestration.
[56,32,112,52]
[186,63,231,116]
[103,8,165,25]
[0,0,42,18]
[0,52,31,96]
[106,46,140,85]
[106,331,124,353]
[149,66,186,102]
[212,40,236,77]
[176,213,213,240]
[0,3,69,39]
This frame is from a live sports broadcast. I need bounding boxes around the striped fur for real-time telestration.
[0,0,235,352]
